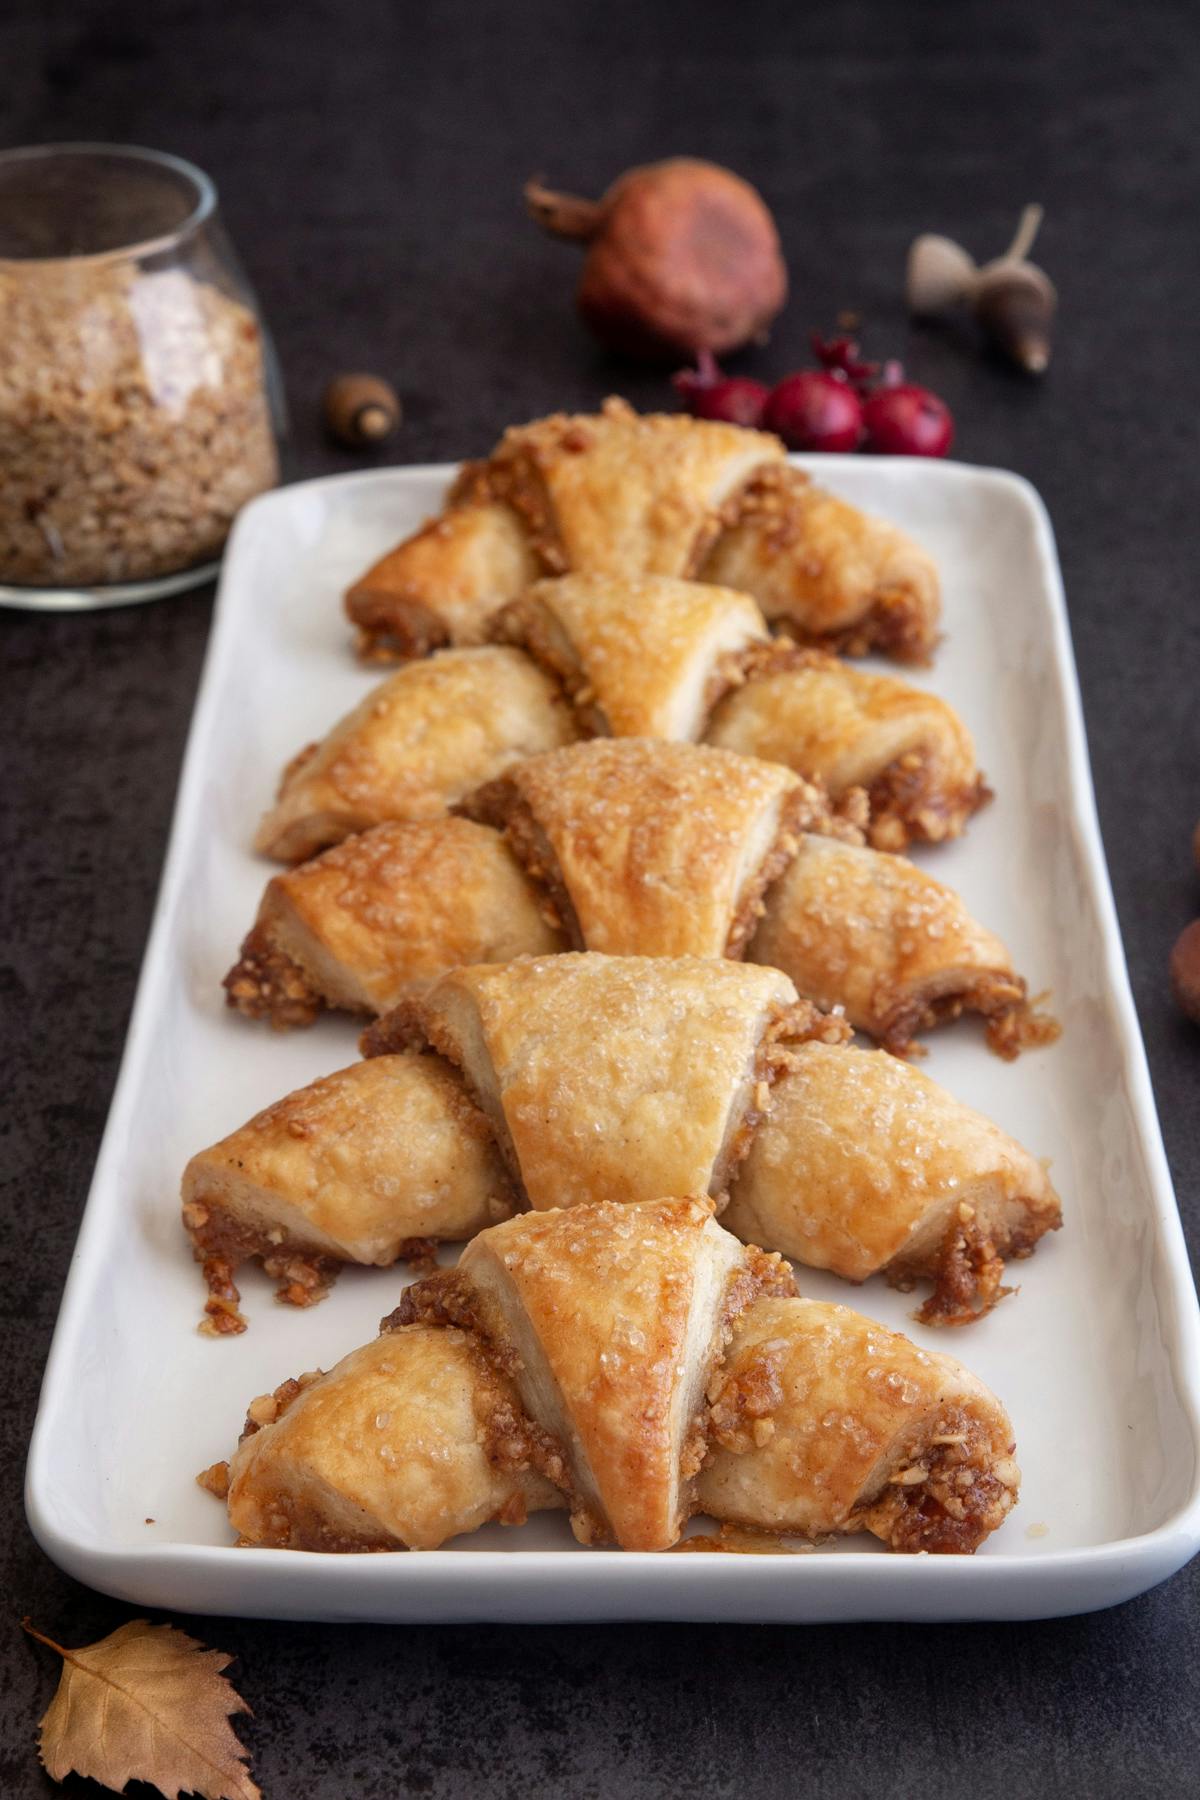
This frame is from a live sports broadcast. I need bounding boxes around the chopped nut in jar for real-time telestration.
[0,262,278,588]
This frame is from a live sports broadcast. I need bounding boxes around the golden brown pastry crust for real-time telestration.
[344,400,776,661]
[386,952,814,1213]
[749,834,1059,1057]
[346,503,541,661]
[217,1220,1017,1557]
[182,1054,517,1331]
[723,1041,1062,1323]
[449,397,781,582]
[707,646,987,850]
[397,1196,794,1550]
[490,572,768,741]
[225,817,565,1029]
[255,646,579,863]
[341,401,942,671]
[700,464,941,662]
[461,738,830,959]
[696,1297,1020,1551]
[225,1327,563,1551]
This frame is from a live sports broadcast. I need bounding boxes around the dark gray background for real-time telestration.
[3,2,1199,1795]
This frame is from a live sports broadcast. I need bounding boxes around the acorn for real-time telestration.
[323,374,402,448]
[1170,919,1200,1025]
[907,205,1056,375]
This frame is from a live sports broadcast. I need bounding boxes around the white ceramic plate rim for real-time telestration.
[25,458,1200,1623]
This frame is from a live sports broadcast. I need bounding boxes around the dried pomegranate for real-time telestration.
[525,159,788,362]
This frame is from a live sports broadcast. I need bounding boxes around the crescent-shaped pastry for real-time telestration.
[211,1206,1019,1556]
[397,1196,794,1550]
[182,1054,517,1332]
[255,646,579,863]
[722,1042,1062,1323]
[344,400,940,668]
[225,817,565,1029]
[368,953,835,1213]
[347,503,542,662]
[748,834,1059,1057]
[706,646,986,850]
[223,1326,564,1551]
[467,399,778,580]
[490,573,768,741]
[699,465,941,662]
[696,1297,1020,1552]
[345,399,779,659]
[462,738,836,959]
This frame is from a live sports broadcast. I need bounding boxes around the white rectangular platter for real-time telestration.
[26,456,1200,1623]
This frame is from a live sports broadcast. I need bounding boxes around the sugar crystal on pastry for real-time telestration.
[344,399,940,668]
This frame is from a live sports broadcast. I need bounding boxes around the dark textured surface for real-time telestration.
[3,1,1199,1794]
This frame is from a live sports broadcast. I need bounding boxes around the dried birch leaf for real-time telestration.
[24,1617,260,1799]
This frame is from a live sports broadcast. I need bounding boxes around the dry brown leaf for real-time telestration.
[24,1616,260,1800]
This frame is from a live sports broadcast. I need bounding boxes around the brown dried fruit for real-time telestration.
[1170,919,1200,1024]
[525,157,787,362]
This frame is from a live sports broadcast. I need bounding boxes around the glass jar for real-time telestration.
[0,143,285,609]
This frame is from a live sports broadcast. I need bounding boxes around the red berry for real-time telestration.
[689,376,770,427]
[672,355,769,428]
[764,370,864,452]
[862,384,954,457]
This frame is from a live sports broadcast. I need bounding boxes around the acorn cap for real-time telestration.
[973,260,1057,374]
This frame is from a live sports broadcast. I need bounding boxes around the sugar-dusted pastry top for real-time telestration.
[214,1202,1021,1556]
[699,464,940,661]
[225,1326,563,1551]
[182,1052,516,1331]
[347,502,542,659]
[228,734,1041,1054]
[225,816,565,1028]
[724,1041,1062,1323]
[256,646,580,863]
[344,399,941,666]
[228,736,851,1033]
[696,1296,1020,1552]
[750,834,1057,1057]
[491,572,767,741]
[402,1195,792,1550]
[453,397,782,582]
[385,952,813,1213]
[707,645,986,850]
[463,737,830,960]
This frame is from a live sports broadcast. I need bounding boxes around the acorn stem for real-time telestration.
[1001,204,1044,266]
[355,404,393,441]
[323,373,401,447]
[524,178,603,242]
